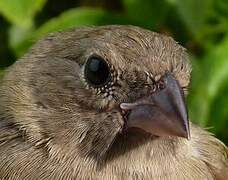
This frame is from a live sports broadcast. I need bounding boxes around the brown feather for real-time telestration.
[0,25,227,179]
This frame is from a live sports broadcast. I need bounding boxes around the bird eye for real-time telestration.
[84,56,110,87]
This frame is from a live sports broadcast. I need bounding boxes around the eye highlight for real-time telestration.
[84,56,111,87]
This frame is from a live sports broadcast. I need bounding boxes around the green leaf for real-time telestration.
[172,0,212,37]
[209,85,228,144]
[32,8,130,37]
[13,7,132,57]
[188,35,228,127]
[123,0,170,29]
[9,25,35,50]
[207,45,228,99]
[0,0,47,28]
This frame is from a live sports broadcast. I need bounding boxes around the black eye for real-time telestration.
[84,56,110,87]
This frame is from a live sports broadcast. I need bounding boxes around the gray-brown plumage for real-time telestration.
[0,25,227,180]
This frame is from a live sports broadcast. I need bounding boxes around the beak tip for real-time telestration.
[186,129,191,140]
[182,124,191,140]
[183,131,191,140]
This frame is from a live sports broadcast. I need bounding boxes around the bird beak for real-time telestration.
[120,73,190,139]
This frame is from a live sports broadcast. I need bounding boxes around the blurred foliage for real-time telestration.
[0,0,227,144]
[0,0,47,28]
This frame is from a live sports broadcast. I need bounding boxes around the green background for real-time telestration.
[0,0,227,144]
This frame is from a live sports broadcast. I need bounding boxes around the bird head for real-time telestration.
[0,25,191,162]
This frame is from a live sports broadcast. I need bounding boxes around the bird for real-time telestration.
[0,25,227,180]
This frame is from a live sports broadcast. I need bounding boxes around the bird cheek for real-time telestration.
[76,111,124,158]
[105,110,125,132]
